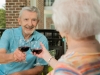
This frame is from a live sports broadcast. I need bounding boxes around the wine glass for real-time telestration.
[18,38,30,63]
[30,41,42,66]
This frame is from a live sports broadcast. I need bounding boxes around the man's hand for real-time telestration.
[13,48,26,62]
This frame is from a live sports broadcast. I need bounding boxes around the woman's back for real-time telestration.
[58,51,100,75]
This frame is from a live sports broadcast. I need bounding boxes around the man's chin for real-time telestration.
[25,30,34,35]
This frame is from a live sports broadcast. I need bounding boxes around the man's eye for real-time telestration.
[32,19,37,21]
[25,19,28,21]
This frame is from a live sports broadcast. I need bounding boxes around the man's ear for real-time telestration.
[18,18,21,25]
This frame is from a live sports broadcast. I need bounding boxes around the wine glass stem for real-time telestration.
[35,57,41,66]
[36,58,39,64]
[22,52,27,63]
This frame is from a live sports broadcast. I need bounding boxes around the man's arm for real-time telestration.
[10,66,44,75]
[0,49,41,75]
[0,49,26,63]
[0,29,26,63]
[0,49,15,63]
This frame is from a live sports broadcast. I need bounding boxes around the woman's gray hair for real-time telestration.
[52,0,100,39]
[19,6,40,19]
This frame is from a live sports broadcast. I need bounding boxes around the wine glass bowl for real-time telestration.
[31,48,42,54]
[30,41,42,54]
[18,39,30,52]
[18,38,30,63]
[18,46,30,52]
[30,41,42,66]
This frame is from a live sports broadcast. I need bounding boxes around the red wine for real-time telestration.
[18,46,29,52]
[31,49,42,54]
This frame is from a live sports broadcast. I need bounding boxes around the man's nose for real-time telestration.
[28,20,33,26]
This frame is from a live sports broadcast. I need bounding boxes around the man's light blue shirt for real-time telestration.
[0,27,49,75]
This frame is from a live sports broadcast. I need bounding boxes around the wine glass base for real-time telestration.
[23,61,27,63]
[34,63,41,66]
[21,59,27,63]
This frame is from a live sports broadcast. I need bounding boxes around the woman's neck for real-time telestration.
[66,37,100,53]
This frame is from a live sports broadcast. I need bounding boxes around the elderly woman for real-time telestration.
[35,0,100,75]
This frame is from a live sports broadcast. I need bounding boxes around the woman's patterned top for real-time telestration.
[48,52,100,75]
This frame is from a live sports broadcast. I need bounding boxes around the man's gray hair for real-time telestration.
[19,6,40,19]
[52,0,100,39]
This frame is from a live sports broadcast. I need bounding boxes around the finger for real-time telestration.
[14,50,26,61]
[15,51,22,58]
[33,52,37,56]
[15,56,26,62]
[13,53,22,62]
[13,53,18,62]
[21,54,26,61]
[40,42,46,50]
[15,59,19,62]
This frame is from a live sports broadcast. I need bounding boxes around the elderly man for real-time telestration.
[0,6,48,75]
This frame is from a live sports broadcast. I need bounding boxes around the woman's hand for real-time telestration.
[33,42,51,59]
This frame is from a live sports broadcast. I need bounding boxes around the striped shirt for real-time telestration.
[48,52,100,75]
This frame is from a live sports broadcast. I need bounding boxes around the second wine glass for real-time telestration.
[30,41,42,66]
[18,38,30,63]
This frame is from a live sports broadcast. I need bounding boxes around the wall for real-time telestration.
[6,0,28,28]
[36,0,44,29]
[46,17,53,29]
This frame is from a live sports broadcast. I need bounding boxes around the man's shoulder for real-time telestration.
[11,27,21,34]
[3,28,13,34]
[34,31,48,40]
[12,27,20,31]
[1,28,19,38]
[35,31,45,37]
[5,27,20,32]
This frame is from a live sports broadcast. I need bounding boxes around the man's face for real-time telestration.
[18,10,39,35]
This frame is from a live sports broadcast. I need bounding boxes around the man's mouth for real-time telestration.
[25,26,34,30]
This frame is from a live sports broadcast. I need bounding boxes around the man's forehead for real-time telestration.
[20,10,38,18]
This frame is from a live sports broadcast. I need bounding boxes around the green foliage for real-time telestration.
[48,66,53,72]
[0,7,6,28]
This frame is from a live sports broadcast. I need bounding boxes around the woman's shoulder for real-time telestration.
[58,52,100,75]
[75,52,100,75]
[51,62,81,75]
